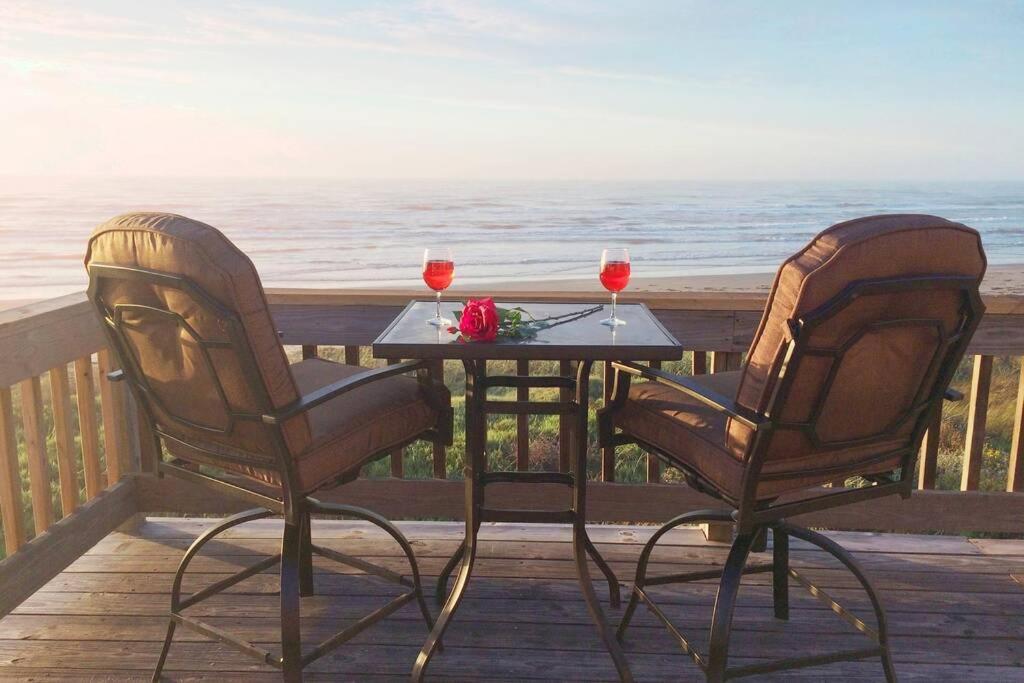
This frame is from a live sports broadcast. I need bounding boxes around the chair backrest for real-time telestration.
[85,213,312,477]
[729,214,986,488]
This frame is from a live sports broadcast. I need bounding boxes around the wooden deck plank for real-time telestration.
[81,535,1023,575]
[6,593,1022,639]
[129,518,985,555]
[0,617,1020,666]
[50,554,1021,596]
[1,637,1022,677]
[0,519,1021,681]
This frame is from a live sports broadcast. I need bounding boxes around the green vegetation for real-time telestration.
[1,351,1019,559]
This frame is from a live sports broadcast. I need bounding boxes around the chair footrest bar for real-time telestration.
[173,613,280,667]
[644,562,772,587]
[179,554,281,610]
[301,591,418,666]
[480,471,574,486]
[480,507,576,524]
[724,646,884,679]
[789,568,879,640]
[634,587,708,671]
[312,544,412,587]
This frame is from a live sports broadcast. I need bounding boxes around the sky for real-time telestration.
[1,1,1022,180]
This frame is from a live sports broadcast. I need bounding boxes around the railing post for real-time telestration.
[961,354,993,491]
[0,386,26,554]
[386,359,404,478]
[344,345,360,366]
[918,405,941,490]
[432,359,447,479]
[19,376,53,534]
[559,360,572,472]
[646,360,662,483]
[601,360,615,482]
[1008,360,1024,493]
[710,351,741,373]
[301,345,318,360]
[48,364,80,517]
[517,360,529,472]
[73,356,104,500]
[127,391,159,475]
[692,350,707,375]
[98,349,128,485]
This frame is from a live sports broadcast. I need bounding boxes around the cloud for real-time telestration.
[0,2,179,43]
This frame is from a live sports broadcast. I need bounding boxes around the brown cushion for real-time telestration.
[290,358,442,492]
[617,372,745,497]
[616,371,905,500]
[85,213,312,460]
[182,358,444,494]
[730,214,986,466]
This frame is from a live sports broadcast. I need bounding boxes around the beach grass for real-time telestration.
[0,351,1018,559]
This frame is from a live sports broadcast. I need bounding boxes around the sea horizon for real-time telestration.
[1,177,1021,303]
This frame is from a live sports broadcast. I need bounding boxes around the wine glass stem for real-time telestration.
[436,290,442,321]
[611,292,617,321]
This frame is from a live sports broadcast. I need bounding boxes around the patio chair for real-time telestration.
[599,214,986,681]
[85,212,453,682]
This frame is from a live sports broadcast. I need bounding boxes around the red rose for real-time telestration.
[459,297,499,341]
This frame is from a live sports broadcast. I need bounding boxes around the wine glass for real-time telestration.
[599,248,630,327]
[423,247,454,326]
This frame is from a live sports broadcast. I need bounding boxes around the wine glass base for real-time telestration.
[426,316,453,327]
[600,316,627,327]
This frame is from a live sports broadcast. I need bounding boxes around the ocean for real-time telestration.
[0,178,1021,301]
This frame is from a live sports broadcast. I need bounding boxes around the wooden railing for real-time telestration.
[1,287,1023,615]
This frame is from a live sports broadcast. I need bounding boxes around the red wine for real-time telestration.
[599,261,630,292]
[423,259,454,291]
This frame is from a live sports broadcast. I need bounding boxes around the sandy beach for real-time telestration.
[1,264,1020,315]
[492,263,1024,297]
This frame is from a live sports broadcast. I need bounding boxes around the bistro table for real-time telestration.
[373,300,682,682]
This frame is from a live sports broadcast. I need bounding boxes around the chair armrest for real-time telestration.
[262,359,431,425]
[944,388,964,402]
[610,360,768,432]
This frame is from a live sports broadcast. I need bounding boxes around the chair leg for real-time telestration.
[309,501,436,636]
[772,526,789,621]
[151,620,175,682]
[299,510,314,597]
[281,521,304,683]
[780,523,897,682]
[152,507,273,682]
[706,529,759,683]
[617,508,734,643]
[583,529,621,608]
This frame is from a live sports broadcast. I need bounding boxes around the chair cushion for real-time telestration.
[616,370,907,501]
[86,213,313,458]
[617,371,746,497]
[195,358,444,494]
[730,214,986,463]
[290,358,443,492]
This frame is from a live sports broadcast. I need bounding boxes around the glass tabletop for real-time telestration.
[372,300,682,361]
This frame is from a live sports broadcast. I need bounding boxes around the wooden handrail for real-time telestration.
[0,287,1023,558]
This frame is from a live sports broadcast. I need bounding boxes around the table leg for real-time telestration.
[572,360,634,682]
[412,360,485,682]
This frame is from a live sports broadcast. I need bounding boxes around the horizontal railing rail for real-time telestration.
[1,287,1023,616]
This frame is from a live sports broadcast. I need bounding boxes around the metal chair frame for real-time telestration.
[87,263,453,682]
[600,274,984,681]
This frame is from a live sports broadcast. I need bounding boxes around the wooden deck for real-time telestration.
[0,519,1021,681]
